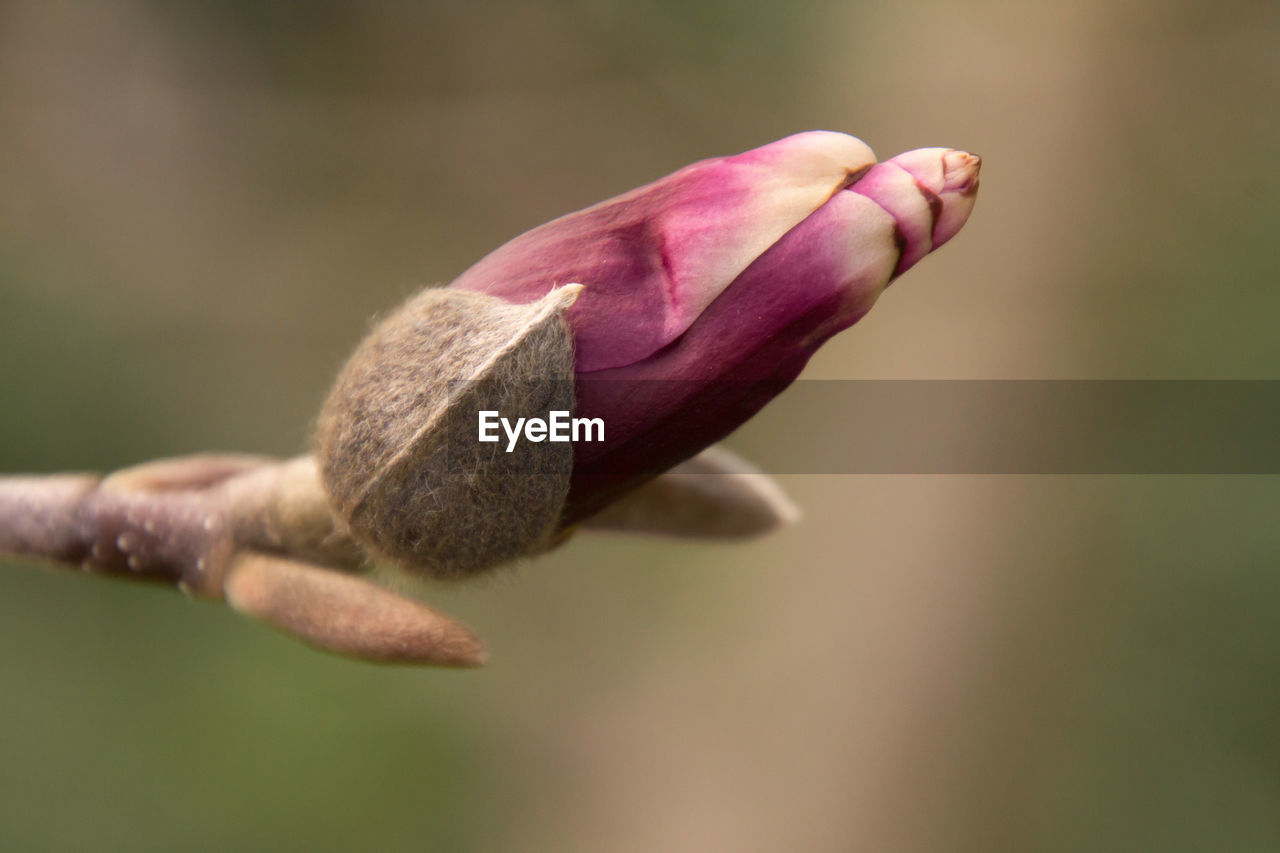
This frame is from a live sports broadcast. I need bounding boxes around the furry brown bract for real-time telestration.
[315,285,581,579]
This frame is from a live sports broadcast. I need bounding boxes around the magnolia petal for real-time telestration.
[451,131,877,371]
[847,162,936,275]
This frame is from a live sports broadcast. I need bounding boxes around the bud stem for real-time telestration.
[0,455,485,666]
[0,474,100,566]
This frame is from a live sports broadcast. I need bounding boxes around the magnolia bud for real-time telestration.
[450,132,981,520]
[315,284,581,578]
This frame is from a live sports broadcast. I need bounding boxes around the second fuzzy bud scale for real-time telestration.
[315,285,581,578]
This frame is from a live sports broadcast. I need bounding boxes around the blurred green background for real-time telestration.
[2,1,1279,850]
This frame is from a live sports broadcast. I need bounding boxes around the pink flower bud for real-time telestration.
[450,132,980,523]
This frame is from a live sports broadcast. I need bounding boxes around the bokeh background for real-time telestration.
[2,1,1279,850]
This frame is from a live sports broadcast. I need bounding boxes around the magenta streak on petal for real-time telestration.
[562,191,899,523]
[447,163,753,371]
[449,172,738,373]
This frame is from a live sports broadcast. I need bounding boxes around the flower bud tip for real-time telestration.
[942,150,981,195]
